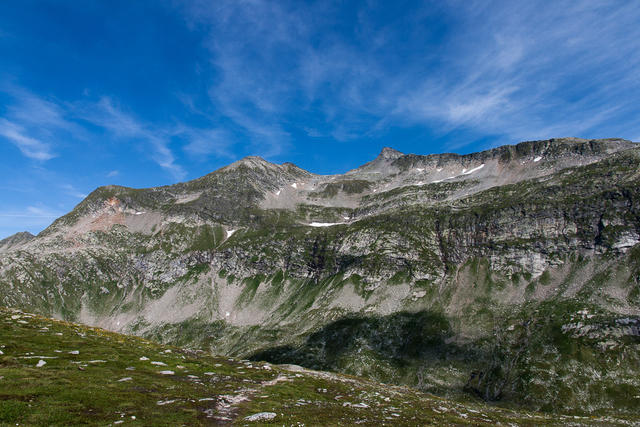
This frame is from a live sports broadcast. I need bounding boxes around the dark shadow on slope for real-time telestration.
[249,310,479,395]
[249,303,640,416]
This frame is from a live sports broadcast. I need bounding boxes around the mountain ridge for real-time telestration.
[1,136,640,416]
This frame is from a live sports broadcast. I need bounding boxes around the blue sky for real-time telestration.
[1,1,639,238]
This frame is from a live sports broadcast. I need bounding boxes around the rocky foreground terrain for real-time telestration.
[1,137,640,418]
[5,307,636,425]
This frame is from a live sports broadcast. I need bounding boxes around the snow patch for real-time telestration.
[291,183,298,189]
[226,229,237,238]
[437,168,443,172]
[36,360,46,368]
[308,222,344,227]
[416,168,424,172]
[159,370,174,375]
[461,164,484,175]
[275,190,281,196]
[534,156,542,162]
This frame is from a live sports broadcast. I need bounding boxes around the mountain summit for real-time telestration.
[377,146,404,160]
[1,137,639,415]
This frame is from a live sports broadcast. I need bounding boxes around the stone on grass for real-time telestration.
[244,412,277,422]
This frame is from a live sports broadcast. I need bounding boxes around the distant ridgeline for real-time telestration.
[1,137,640,415]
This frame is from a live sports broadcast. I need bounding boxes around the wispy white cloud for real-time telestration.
[0,118,56,160]
[60,183,88,199]
[106,170,119,178]
[388,1,640,147]
[0,206,62,218]
[0,85,221,181]
[181,127,233,159]
[0,205,64,238]
[0,84,93,160]
[178,0,640,151]
[73,97,187,180]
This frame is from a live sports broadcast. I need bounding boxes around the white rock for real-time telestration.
[412,290,427,299]
[69,350,79,355]
[151,361,167,366]
[244,412,277,422]
[117,377,132,382]
[139,356,149,361]
[159,370,174,375]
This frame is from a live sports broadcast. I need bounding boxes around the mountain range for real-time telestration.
[1,137,640,416]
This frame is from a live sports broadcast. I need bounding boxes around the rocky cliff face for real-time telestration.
[1,137,639,414]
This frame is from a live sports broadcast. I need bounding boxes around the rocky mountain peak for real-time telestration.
[0,231,35,252]
[377,146,404,161]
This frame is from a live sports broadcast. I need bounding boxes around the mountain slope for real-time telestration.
[1,137,639,414]
[4,307,622,426]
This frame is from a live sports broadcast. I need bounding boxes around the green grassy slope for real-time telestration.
[2,307,635,426]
